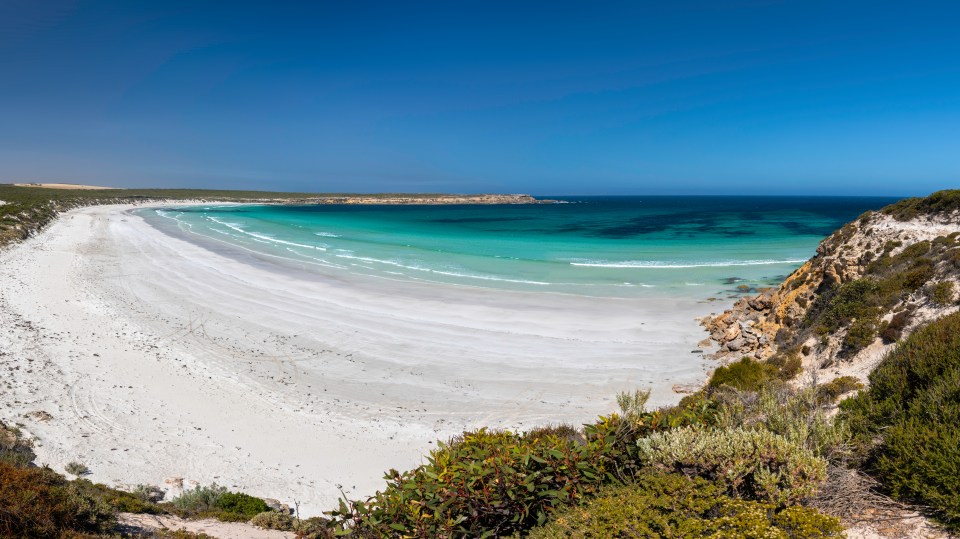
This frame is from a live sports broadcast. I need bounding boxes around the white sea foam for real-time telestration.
[315,232,341,238]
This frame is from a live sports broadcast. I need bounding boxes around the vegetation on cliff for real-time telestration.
[841,310,960,528]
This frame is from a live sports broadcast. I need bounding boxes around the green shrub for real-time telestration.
[817,376,863,403]
[931,280,955,304]
[0,462,115,538]
[171,483,269,522]
[0,421,36,467]
[882,190,960,221]
[841,311,960,528]
[251,510,295,530]
[215,491,270,521]
[65,461,90,477]
[842,312,880,355]
[327,405,694,538]
[880,311,910,343]
[172,484,227,514]
[709,357,779,392]
[636,426,827,505]
[521,474,843,539]
[768,350,803,380]
[70,479,163,514]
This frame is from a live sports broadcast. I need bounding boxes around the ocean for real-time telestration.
[142,196,898,298]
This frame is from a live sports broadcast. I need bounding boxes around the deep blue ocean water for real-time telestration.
[143,196,898,298]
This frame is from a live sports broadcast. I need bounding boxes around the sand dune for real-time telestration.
[0,204,713,515]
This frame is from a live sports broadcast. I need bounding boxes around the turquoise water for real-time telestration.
[143,196,897,298]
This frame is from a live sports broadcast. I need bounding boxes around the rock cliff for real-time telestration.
[702,191,960,384]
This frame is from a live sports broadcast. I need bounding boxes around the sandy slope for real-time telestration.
[0,204,713,515]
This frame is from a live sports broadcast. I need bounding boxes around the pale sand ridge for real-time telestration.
[0,204,713,515]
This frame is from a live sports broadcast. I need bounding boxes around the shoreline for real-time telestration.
[0,203,714,515]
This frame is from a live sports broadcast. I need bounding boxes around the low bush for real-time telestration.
[251,510,295,530]
[0,421,36,467]
[767,350,803,380]
[636,426,827,505]
[171,483,269,522]
[708,357,779,392]
[817,376,863,403]
[841,311,960,529]
[215,492,270,521]
[521,473,843,539]
[0,462,115,538]
[712,386,850,460]
[842,312,880,356]
[930,280,955,304]
[65,461,90,477]
[880,311,910,343]
[326,398,695,538]
[71,479,163,514]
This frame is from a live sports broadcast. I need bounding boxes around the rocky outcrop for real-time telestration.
[702,208,960,379]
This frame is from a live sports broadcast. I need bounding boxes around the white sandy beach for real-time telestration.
[0,204,715,515]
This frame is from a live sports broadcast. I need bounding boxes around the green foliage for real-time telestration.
[0,421,36,467]
[768,350,803,380]
[215,492,271,521]
[842,312,880,355]
[0,462,115,538]
[616,388,650,419]
[880,311,910,343]
[636,426,827,505]
[70,479,163,514]
[930,280,955,304]
[251,510,295,530]
[521,474,843,539]
[881,189,960,221]
[708,357,778,392]
[170,483,269,522]
[712,386,850,460]
[816,376,863,403]
[65,461,91,477]
[327,403,693,538]
[172,484,228,514]
[841,311,960,529]
[809,280,881,335]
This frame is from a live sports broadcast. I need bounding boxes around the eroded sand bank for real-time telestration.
[0,204,714,514]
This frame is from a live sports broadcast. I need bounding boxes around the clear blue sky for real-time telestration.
[1,1,959,195]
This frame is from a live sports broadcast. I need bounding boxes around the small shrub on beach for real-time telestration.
[173,484,227,514]
[636,426,827,505]
[251,510,295,530]
[65,461,91,477]
[215,491,271,521]
[520,473,843,539]
[171,483,268,521]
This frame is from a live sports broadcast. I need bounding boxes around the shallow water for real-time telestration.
[142,196,897,298]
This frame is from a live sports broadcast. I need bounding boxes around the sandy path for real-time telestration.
[0,204,714,515]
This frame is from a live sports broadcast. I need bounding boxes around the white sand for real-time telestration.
[0,204,714,515]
